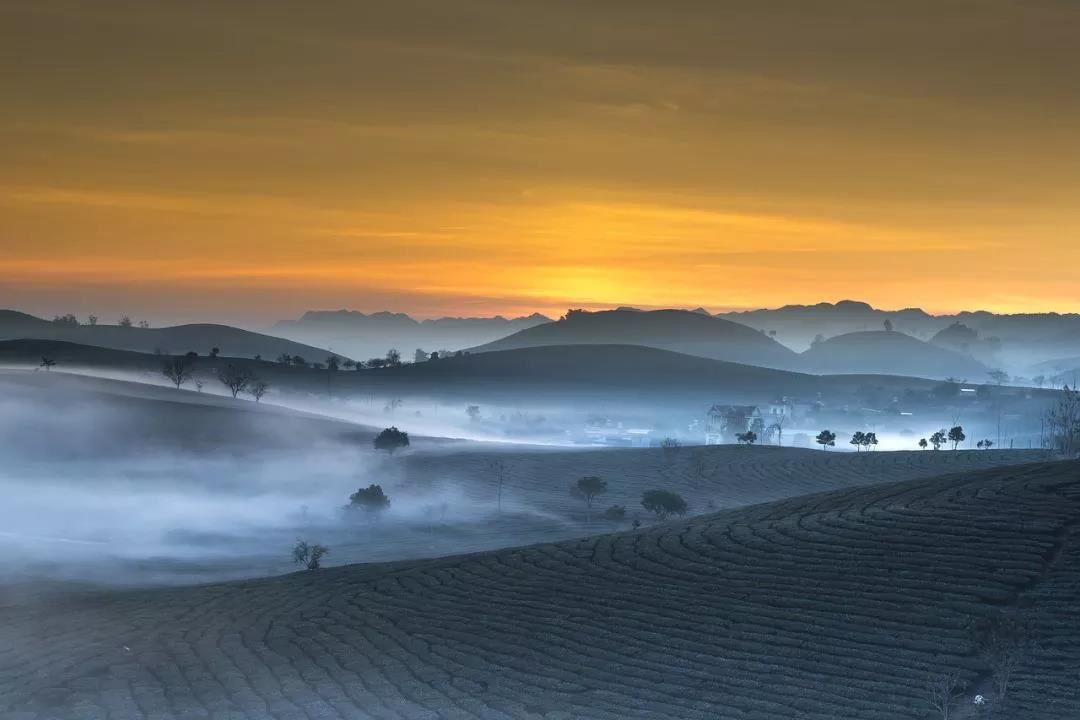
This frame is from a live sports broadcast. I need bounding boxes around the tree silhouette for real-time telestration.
[248,378,269,402]
[571,476,608,522]
[930,429,947,450]
[162,355,194,389]
[816,429,836,450]
[119,316,133,328]
[641,489,688,521]
[948,425,966,450]
[851,431,867,452]
[736,431,757,446]
[349,484,390,515]
[919,438,928,450]
[38,356,56,372]
[374,426,410,454]
[217,364,253,398]
[292,539,329,570]
[862,432,878,452]
[386,348,402,367]
[210,347,220,358]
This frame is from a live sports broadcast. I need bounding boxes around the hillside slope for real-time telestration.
[0,310,343,362]
[1,460,1076,718]
[801,330,988,379]
[0,339,943,405]
[470,309,801,369]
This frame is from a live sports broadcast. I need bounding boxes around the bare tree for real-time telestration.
[1045,385,1080,455]
[488,458,509,513]
[292,539,329,570]
[769,414,786,447]
[217,364,253,398]
[162,355,194,389]
[247,378,269,403]
[926,672,963,720]
[38,356,56,372]
[119,316,133,328]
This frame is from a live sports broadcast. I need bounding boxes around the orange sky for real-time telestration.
[3,1,1080,324]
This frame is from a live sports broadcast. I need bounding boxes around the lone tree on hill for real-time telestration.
[641,489,688,521]
[210,347,220,358]
[349,484,391,515]
[987,369,1009,386]
[862,432,878,451]
[217,364,253,398]
[119,316,133,328]
[386,348,402,367]
[571,476,608,522]
[816,429,836,451]
[851,431,867,451]
[919,438,928,450]
[39,356,56,372]
[247,378,269,402]
[930,429,947,450]
[374,426,410,454]
[292,539,329,570]
[736,431,757,446]
[948,425,966,450]
[162,355,194,389]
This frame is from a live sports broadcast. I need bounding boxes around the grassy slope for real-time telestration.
[1,459,1076,719]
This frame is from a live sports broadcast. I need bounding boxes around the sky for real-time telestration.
[2,0,1079,325]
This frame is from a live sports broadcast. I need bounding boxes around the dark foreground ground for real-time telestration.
[1,460,1078,719]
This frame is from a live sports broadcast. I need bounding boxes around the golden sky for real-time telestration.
[2,0,1079,324]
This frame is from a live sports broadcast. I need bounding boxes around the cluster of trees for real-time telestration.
[918,426,966,450]
[159,354,269,401]
[569,476,688,524]
[849,431,879,452]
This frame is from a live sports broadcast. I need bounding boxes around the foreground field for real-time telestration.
[2,460,1077,719]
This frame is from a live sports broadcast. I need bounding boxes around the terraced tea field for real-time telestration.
[2,460,1077,719]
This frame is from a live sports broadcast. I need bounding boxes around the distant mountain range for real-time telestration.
[717,300,1080,368]
[272,310,551,360]
[0,310,341,362]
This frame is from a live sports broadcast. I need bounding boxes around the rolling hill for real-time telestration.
[469,309,801,369]
[0,310,343,363]
[801,330,989,379]
[2,459,1076,718]
[0,338,945,407]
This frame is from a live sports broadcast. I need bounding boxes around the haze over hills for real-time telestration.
[0,310,343,363]
[719,300,1080,369]
[273,310,552,360]
[470,309,801,370]
[3,460,1076,719]
[800,330,990,380]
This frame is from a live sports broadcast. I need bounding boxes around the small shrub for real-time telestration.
[641,489,688,521]
[292,539,329,570]
[374,427,410,454]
